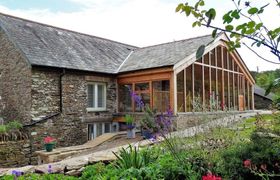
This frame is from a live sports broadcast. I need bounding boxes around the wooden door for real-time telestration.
[238,95,244,111]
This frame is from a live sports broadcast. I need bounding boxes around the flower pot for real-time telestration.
[142,129,152,139]
[45,143,55,152]
[127,128,136,139]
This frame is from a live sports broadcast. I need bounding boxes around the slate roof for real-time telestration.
[254,85,276,101]
[0,13,137,74]
[0,13,215,74]
[119,35,214,72]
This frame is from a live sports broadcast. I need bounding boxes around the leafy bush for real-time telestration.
[214,131,280,179]
[0,120,22,134]
[0,125,7,133]
[113,145,158,170]
[6,121,22,131]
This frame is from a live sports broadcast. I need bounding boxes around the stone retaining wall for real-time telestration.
[0,140,33,168]
[176,111,251,130]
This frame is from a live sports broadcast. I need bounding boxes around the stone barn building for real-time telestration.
[0,13,255,153]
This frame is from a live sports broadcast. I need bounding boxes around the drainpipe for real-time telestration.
[60,69,66,113]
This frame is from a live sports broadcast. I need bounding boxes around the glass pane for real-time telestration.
[224,71,228,109]
[194,64,203,111]
[119,84,132,112]
[153,80,170,112]
[218,69,223,110]
[204,53,209,65]
[177,70,184,112]
[210,67,217,110]
[210,49,216,66]
[105,123,111,133]
[223,48,228,69]
[229,55,233,71]
[135,93,150,112]
[217,46,222,68]
[205,66,210,111]
[97,84,105,108]
[185,66,193,112]
[234,73,238,110]
[135,83,149,91]
[88,124,94,140]
[87,84,95,108]
[229,73,234,110]
[96,123,103,137]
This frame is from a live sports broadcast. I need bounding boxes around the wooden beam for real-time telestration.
[149,81,153,109]
[132,83,135,112]
[118,72,171,84]
[184,68,187,112]
[247,81,251,110]
[215,48,218,110]
[252,85,255,110]
[202,56,205,111]
[227,51,230,109]
[192,64,195,112]
[118,67,173,78]
[209,53,212,111]
[172,72,177,114]
[221,47,225,110]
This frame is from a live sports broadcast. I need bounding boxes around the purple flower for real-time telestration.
[12,170,23,177]
[130,91,145,109]
[47,164,52,173]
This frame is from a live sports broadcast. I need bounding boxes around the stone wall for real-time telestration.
[0,30,32,124]
[0,140,32,168]
[30,67,117,147]
[176,111,249,130]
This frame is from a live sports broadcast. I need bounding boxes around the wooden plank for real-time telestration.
[132,83,135,112]
[118,72,171,84]
[184,68,187,112]
[171,72,176,114]
[202,56,205,110]
[117,67,173,78]
[149,81,153,109]
[221,47,225,110]
[192,64,195,111]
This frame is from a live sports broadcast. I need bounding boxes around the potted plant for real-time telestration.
[44,136,56,152]
[125,115,136,139]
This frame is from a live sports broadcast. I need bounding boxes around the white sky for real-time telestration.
[0,0,279,72]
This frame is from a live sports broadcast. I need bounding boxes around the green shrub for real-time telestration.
[6,121,22,131]
[0,125,7,133]
[113,145,158,170]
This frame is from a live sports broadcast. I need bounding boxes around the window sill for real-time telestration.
[86,108,107,112]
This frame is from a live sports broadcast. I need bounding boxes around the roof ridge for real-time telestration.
[137,34,212,51]
[0,12,138,49]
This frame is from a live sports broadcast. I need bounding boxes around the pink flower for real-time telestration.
[202,173,222,180]
[44,136,56,144]
[243,159,251,168]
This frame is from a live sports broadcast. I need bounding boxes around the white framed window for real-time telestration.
[88,122,112,140]
[87,82,106,111]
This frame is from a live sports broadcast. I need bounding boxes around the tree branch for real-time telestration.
[201,23,280,56]
[242,42,280,64]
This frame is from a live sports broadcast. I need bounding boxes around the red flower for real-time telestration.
[202,173,222,180]
[243,159,251,168]
[44,136,56,144]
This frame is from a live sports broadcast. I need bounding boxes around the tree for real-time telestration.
[176,0,280,63]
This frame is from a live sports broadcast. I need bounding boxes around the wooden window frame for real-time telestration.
[87,82,107,112]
